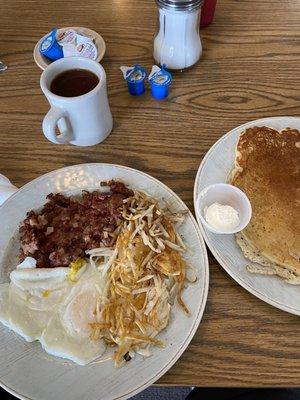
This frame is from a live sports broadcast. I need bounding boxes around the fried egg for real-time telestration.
[2,257,72,341]
[0,257,107,365]
[0,283,10,329]
[41,272,107,365]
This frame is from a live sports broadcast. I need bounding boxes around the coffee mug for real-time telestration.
[40,57,113,146]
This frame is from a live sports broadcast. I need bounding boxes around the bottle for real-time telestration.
[200,0,217,28]
[153,0,204,70]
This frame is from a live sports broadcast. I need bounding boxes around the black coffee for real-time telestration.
[50,69,99,97]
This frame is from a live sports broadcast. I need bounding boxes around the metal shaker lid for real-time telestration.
[156,0,204,11]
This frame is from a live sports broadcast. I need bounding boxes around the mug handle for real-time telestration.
[42,107,74,144]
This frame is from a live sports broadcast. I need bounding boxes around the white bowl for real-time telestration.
[195,183,252,234]
[33,27,106,70]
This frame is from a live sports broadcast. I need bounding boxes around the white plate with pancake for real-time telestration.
[0,163,209,400]
[194,116,300,316]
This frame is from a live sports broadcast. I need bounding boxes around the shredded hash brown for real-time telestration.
[89,190,195,367]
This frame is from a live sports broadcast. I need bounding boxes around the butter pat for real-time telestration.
[76,42,97,60]
[205,203,240,231]
[57,29,77,45]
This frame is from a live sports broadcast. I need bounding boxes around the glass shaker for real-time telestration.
[153,0,204,70]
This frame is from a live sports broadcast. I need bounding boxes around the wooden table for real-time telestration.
[1,0,300,388]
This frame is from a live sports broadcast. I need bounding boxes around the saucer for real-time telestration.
[33,27,106,70]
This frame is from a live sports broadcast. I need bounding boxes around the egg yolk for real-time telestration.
[68,258,86,282]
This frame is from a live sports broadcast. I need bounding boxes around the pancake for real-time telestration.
[236,232,300,285]
[230,126,300,279]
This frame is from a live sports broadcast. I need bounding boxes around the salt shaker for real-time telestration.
[153,0,204,70]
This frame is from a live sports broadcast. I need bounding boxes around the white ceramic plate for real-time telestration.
[194,116,300,316]
[33,27,106,70]
[0,163,209,400]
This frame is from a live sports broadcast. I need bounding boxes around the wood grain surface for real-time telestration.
[0,0,300,388]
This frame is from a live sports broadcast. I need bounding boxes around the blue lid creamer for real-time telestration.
[40,28,64,61]
[120,64,146,96]
[148,64,172,100]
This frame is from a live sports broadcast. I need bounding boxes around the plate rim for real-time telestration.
[193,116,300,316]
[33,27,106,71]
[0,163,209,400]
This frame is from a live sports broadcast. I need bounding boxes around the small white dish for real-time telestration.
[33,27,106,70]
[196,183,252,234]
